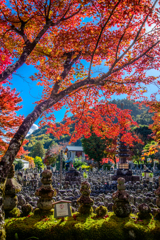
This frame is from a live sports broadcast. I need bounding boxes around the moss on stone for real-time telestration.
[78,205,93,215]
[33,208,54,216]
[5,212,160,240]
[5,207,21,218]
[95,206,108,217]
[21,203,33,217]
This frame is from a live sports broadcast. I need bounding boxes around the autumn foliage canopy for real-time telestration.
[0,0,160,172]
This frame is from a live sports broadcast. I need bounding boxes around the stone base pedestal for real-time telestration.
[112,169,140,182]
[112,175,140,182]
[112,201,131,218]
[34,208,54,216]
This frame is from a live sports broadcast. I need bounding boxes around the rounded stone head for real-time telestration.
[117,177,125,185]
[41,169,52,178]
[138,203,151,214]
[81,181,90,189]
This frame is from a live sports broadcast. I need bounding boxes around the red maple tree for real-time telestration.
[0,0,159,178]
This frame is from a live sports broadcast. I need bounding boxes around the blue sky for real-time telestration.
[11,63,68,125]
[10,61,159,130]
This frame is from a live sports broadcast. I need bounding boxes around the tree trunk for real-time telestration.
[0,97,56,180]
[0,51,83,237]
[0,179,7,240]
[0,97,56,239]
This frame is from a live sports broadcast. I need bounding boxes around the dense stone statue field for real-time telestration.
[3,165,160,240]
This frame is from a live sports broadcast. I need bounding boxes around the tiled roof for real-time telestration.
[65,146,84,152]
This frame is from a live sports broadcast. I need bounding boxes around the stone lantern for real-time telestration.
[112,133,139,182]
[112,104,140,182]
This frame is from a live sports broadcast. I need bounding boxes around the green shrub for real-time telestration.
[102,163,111,171]
[73,158,84,169]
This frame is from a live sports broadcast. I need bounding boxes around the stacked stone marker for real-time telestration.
[77,181,94,215]
[35,169,56,213]
[4,164,21,218]
[112,177,131,217]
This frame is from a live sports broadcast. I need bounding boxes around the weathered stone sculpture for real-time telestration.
[112,177,131,217]
[95,205,108,217]
[77,181,93,215]
[35,169,56,213]
[22,175,28,187]
[4,164,21,218]
[137,203,151,220]
[21,203,33,217]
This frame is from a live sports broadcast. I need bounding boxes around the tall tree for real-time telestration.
[131,125,153,161]
[34,156,44,170]
[146,101,160,144]
[43,143,66,166]
[81,131,107,169]
[30,141,45,158]
[0,1,160,238]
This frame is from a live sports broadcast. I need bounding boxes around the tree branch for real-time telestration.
[112,40,160,74]
[61,5,82,21]
[10,24,30,44]
[88,0,121,78]
[0,2,82,83]
[106,0,158,78]
[116,14,133,60]
[51,51,81,97]
[0,9,20,23]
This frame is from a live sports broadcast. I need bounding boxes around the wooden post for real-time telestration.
[60,150,63,189]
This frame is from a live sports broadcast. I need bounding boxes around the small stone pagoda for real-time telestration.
[112,134,140,182]
[112,177,131,217]
[112,104,140,182]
